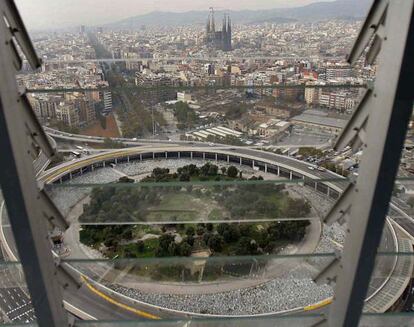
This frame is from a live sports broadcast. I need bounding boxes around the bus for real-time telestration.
[71,151,81,158]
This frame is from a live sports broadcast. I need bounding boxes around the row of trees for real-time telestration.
[141,163,240,182]
[298,147,324,158]
[215,184,311,220]
[103,137,125,148]
[118,102,166,138]
[81,218,311,260]
[174,102,198,130]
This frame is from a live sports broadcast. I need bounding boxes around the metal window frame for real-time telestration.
[328,0,414,326]
[0,1,68,326]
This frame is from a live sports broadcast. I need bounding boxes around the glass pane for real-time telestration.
[71,313,414,327]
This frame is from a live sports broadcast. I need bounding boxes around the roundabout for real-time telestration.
[1,145,413,320]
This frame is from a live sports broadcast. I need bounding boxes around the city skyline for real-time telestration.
[16,0,334,30]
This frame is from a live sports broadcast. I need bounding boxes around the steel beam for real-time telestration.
[0,3,68,326]
[328,0,414,326]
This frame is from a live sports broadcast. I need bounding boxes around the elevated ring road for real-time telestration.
[1,144,413,322]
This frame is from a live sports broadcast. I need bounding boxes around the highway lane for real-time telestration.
[44,126,331,150]
[0,268,35,323]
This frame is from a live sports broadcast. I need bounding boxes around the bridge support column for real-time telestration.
[289,171,293,180]
[252,160,255,168]
[227,155,229,163]
[69,172,72,180]
[277,166,280,176]
[327,187,330,197]
[103,161,106,167]
[80,168,83,175]
[91,164,94,171]
[315,182,318,190]
[127,156,130,163]
[215,153,218,161]
[264,164,267,173]
[115,158,118,164]
[203,153,205,160]
[240,157,242,165]
[140,154,142,161]
[178,152,181,159]
[152,152,155,160]
[59,178,62,184]
[191,152,193,160]
[165,152,168,159]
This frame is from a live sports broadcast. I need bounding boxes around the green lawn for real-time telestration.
[117,238,159,258]
[145,192,221,222]
[208,208,224,220]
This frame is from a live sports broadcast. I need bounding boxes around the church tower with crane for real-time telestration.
[205,8,232,52]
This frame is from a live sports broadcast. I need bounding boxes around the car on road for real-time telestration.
[308,166,315,171]
[317,167,326,172]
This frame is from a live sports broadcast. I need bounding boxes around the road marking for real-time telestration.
[304,298,332,311]
[81,276,160,320]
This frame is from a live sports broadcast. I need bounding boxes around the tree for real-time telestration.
[156,234,176,257]
[174,101,198,129]
[200,163,211,176]
[239,224,253,237]
[223,224,240,243]
[136,241,145,253]
[208,234,224,252]
[186,226,195,237]
[206,223,214,232]
[203,232,212,244]
[185,235,195,246]
[179,173,190,182]
[217,223,229,236]
[208,164,219,176]
[179,242,192,256]
[236,237,258,255]
[196,225,205,236]
[119,176,134,183]
[227,166,238,178]
[103,137,124,149]
[221,167,227,175]
[285,198,311,218]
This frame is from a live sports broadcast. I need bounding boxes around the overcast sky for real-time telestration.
[15,0,332,30]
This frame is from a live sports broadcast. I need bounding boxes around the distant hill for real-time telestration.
[104,0,372,29]
[277,0,372,20]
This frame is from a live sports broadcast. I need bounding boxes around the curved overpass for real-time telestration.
[2,145,413,321]
[43,126,332,150]
[41,146,412,313]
